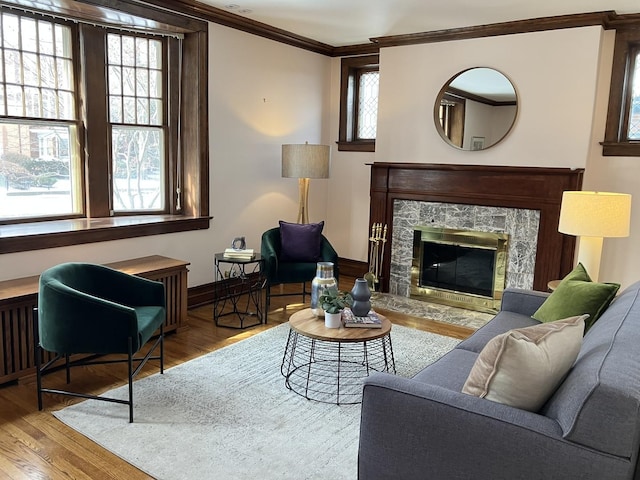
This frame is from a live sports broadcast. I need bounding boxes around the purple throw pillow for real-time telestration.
[279,220,324,262]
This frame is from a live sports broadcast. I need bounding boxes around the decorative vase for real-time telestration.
[351,278,372,317]
[324,311,342,329]
[311,262,336,317]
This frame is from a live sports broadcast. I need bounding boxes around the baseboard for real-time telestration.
[187,258,369,308]
[338,257,368,278]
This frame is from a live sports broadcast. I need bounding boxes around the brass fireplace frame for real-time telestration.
[411,226,509,313]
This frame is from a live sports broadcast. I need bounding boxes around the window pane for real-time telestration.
[4,49,20,84]
[109,95,122,123]
[40,55,56,88]
[149,40,161,69]
[107,34,121,64]
[22,52,39,86]
[628,51,640,140]
[111,126,164,211]
[20,17,37,52]
[357,71,379,139]
[136,98,149,123]
[0,122,81,220]
[24,86,40,116]
[38,21,54,55]
[3,14,19,49]
[121,36,135,66]
[136,37,148,67]
[6,84,23,116]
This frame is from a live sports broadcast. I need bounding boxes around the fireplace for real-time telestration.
[411,226,509,313]
[368,163,584,295]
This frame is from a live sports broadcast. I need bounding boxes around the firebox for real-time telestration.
[411,226,509,313]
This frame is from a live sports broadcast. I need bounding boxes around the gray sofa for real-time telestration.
[359,282,640,480]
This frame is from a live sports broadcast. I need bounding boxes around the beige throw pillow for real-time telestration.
[462,315,587,411]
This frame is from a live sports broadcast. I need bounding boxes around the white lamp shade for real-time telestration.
[559,191,631,238]
[282,144,330,179]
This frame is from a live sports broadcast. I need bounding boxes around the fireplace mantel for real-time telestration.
[369,163,584,292]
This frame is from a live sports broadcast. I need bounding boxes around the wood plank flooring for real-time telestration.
[0,276,470,479]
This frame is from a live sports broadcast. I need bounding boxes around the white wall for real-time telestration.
[1,24,332,287]
[327,26,640,289]
[583,30,640,288]
[4,23,638,291]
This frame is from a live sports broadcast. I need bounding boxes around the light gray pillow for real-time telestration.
[462,315,587,411]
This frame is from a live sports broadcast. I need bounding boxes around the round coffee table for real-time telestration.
[281,308,396,404]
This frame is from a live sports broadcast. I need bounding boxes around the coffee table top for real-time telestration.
[288,308,392,343]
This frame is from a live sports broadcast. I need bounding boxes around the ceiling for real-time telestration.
[197,0,640,47]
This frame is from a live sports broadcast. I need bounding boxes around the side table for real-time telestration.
[213,253,266,328]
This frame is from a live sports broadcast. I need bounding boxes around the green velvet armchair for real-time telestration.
[261,227,339,306]
[35,262,166,423]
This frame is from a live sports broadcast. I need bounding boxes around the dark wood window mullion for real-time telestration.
[622,45,639,142]
[353,69,362,141]
[80,24,111,217]
[167,37,180,214]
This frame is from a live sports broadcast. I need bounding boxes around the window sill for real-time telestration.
[0,215,211,254]
[337,140,376,152]
[601,141,640,156]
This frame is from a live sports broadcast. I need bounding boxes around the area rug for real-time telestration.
[54,323,459,480]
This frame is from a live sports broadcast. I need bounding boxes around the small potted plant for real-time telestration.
[319,286,353,328]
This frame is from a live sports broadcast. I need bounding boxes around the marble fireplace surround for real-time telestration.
[368,163,584,293]
[391,201,540,299]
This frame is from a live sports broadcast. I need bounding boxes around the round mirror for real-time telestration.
[434,67,518,151]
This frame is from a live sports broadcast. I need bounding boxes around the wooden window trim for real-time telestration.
[0,1,210,253]
[603,28,640,156]
[337,54,379,152]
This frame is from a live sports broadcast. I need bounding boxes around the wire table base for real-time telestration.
[281,310,396,405]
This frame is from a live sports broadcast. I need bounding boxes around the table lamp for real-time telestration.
[282,142,330,224]
[558,191,632,281]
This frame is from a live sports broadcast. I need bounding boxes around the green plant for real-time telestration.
[319,286,353,314]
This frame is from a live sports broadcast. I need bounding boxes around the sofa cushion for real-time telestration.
[412,348,479,392]
[462,315,586,411]
[532,263,619,331]
[279,220,324,262]
[456,310,539,353]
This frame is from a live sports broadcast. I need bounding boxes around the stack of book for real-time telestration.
[223,248,255,260]
[342,308,382,328]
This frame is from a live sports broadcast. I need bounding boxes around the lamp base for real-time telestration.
[297,178,310,224]
[576,236,603,282]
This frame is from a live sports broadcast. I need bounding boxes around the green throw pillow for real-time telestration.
[532,263,620,331]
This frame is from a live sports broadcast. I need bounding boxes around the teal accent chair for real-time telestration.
[35,262,166,423]
[261,227,339,307]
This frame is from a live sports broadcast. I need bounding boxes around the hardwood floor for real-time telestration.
[0,276,470,479]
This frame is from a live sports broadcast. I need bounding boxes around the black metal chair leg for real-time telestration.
[160,324,164,374]
[128,337,134,423]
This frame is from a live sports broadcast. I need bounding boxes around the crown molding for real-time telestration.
[369,11,624,48]
[8,1,640,57]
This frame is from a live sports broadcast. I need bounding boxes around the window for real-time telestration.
[107,33,165,212]
[0,13,81,220]
[603,29,640,156]
[0,3,209,254]
[338,55,379,152]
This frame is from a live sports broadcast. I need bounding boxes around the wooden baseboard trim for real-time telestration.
[338,258,368,278]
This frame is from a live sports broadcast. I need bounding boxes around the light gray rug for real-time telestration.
[54,323,459,480]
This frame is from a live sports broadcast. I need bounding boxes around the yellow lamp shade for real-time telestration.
[559,191,631,238]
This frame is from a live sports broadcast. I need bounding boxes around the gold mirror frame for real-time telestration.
[434,67,518,151]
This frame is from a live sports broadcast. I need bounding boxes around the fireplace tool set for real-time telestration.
[364,223,387,294]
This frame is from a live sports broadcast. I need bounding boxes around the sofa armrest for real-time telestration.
[500,288,550,316]
[358,372,632,480]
